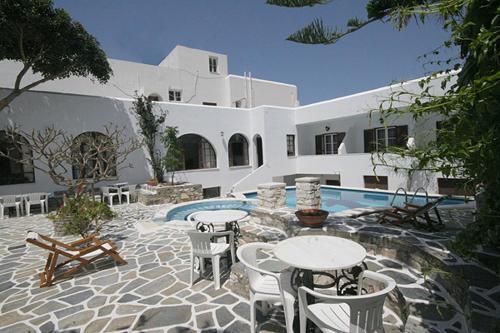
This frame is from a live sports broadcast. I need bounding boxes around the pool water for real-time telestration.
[244,187,465,213]
[164,187,465,222]
[166,200,256,221]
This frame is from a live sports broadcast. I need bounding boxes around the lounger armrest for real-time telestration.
[77,239,114,256]
[404,203,421,208]
[69,234,98,247]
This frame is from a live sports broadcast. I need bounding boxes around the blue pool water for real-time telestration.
[164,187,465,221]
[166,200,256,221]
[245,187,465,213]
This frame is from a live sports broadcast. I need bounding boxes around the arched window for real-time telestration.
[72,132,117,180]
[228,134,249,167]
[178,134,216,170]
[0,131,35,185]
[147,94,162,102]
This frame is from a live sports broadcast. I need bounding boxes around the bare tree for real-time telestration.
[0,124,141,192]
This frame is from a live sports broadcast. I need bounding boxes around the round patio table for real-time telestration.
[273,235,366,272]
[273,235,366,332]
[192,209,248,226]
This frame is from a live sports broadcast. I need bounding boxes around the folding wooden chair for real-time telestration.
[26,232,127,287]
[377,196,446,230]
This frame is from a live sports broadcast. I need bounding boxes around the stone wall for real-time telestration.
[257,182,286,209]
[295,177,321,210]
[137,183,203,206]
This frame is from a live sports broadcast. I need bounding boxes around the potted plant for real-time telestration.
[295,209,329,228]
[147,178,158,187]
[48,194,115,237]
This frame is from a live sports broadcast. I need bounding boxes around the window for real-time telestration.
[178,134,217,170]
[203,187,221,198]
[364,175,388,190]
[364,125,408,152]
[209,56,218,73]
[234,100,242,108]
[287,135,295,156]
[0,131,35,185]
[315,132,346,155]
[228,134,249,166]
[168,89,182,102]
[326,179,341,186]
[147,94,162,102]
[437,178,473,196]
[72,132,117,180]
[202,102,217,106]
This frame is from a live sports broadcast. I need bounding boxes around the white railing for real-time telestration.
[231,164,271,193]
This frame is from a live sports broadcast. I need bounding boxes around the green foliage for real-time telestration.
[272,0,500,258]
[0,0,112,110]
[132,95,166,183]
[161,126,183,185]
[48,194,115,238]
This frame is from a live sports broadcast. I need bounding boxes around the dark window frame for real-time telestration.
[209,56,218,73]
[168,89,182,102]
[315,132,346,155]
[228,134,249,167]
[287,135,296,157]
[0,131,35,186]
[363,175,388,190]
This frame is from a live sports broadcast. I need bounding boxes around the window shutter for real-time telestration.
[315,135,324,155]
[396,125,408,148]
[364,129,375,153]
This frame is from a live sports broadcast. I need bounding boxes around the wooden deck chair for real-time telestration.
[26,232,127,287]
[377,196,446,230]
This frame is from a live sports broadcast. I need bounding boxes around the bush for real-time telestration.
[48,194,115,237]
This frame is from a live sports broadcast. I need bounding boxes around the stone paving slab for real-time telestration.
[0,203,497,332]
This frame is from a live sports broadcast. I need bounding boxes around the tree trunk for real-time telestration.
[0,90,22,111]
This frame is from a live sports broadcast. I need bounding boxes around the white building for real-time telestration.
[0,45,460,197]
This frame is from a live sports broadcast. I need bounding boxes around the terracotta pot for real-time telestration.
[147,179,158,187]
[295,209,329,228]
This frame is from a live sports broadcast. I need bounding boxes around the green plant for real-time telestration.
[0,0,112,111]
[161,126,183,184]
[269,0,500,258]
[48,194,115,237]
[132,95,166,183]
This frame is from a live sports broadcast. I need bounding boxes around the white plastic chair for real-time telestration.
[101,187,119,206]
[298,270,396,333]
[187,230,235,290]
[25,193,46,216]
[237,242,295,333]
[0,195,22,219]
[119,184,136,204]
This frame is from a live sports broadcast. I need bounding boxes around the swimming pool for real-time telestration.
[164,187,466,222]
[244,187,465,213]
[165,199,256,221]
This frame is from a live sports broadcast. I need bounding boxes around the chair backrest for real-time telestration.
[187,230,231,256]
[26,193,43,202]
[125,185,137,194]
[101,187,111,195]
[1,195,19,206]
[236,242,278,292]
[300,270,396,333]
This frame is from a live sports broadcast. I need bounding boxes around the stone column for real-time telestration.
[257,182,286,209]
[295,177,321,210]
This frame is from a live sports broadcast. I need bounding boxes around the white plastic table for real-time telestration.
[273,235,366,272]
[192,209,248,226]
[273,235,367,332]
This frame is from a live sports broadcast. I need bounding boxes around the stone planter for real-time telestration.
[295,209,329,228]
[137,182,203,205]
[52,219,70,237]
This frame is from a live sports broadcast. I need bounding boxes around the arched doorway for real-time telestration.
[178,134,217,170]
[0,131,35,185]
[253,134,263,168]
[228,134,249,167]
[72,131,117,180]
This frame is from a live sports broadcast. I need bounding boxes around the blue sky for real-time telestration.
[54,0,454,105]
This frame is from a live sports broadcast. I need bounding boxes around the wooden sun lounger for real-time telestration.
[26,232,127,287]
[377,197,446,230]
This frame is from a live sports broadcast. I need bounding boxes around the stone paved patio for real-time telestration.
[0,203,498,332]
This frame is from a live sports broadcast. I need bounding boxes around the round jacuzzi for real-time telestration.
[165,199,256,222]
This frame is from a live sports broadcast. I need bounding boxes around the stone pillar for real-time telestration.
[295,177,321,210]
[257,182,286,209]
